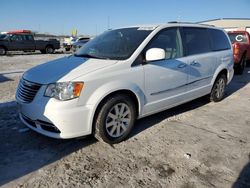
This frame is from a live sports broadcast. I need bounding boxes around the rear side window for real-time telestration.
[209,29,231,51]
[24,35,33,40]
[182,27,211,56]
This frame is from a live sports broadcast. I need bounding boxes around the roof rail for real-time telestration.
[168,21,194,24]
[199,23,215,27]
[168,21,215,27]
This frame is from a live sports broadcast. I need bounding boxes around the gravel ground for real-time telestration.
[0,54,250,188]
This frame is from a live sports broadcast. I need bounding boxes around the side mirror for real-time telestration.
[145,48,165,62]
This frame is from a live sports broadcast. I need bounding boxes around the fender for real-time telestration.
[211,60,233,86]
[85,80,146,131]
[87,80,145,115]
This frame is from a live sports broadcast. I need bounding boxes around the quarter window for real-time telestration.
[182,28,211,56]
[209,29,231,51]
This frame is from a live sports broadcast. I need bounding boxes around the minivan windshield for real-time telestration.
[75,27,153,60]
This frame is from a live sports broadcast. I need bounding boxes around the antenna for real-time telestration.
[177,10,181,22]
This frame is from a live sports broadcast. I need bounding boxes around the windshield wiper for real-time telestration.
[74,53,109,59]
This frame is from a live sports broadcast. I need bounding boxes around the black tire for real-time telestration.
[94,94,136,144]
[210,74,227,102]
[0,46,6,55]
[235,55,246,75]
[45,46,54,54]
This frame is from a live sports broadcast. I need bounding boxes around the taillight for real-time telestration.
[234,43,240,55]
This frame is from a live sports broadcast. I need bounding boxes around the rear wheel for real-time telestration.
[94,94,136,144]
[235,55,246,75]
[0,46,6,55]
[45,46,54,54]
[210,74,227,102]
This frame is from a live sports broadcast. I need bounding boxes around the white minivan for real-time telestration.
[16,23,234,144]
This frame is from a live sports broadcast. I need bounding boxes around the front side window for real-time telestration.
[11,35,23,41]
[183,27,211,56]
[75,28,152,60]
[146,28,183,59]
[24,35,33,40]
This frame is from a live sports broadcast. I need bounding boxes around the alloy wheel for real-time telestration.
[105,103,131,138]
[214,78,225,99]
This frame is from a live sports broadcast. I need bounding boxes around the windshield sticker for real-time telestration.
[137,27,156,31]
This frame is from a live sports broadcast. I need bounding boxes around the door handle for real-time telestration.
[178,63,187,68]
[190,61,200,66]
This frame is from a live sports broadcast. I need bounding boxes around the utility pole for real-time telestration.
[107,16,110,30]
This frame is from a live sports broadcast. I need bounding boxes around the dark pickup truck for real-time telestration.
[0,32,60,55]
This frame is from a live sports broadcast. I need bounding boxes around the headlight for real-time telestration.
[44,82,84,101]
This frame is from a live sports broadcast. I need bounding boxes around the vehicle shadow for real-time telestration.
[0,74,13,83]
[130,96,210,138]
[225,67,250,98]
[130,67,250,139]
[232,159,250,188]
[0,101,96,186]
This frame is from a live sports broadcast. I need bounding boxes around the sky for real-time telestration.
[1,0,249,36]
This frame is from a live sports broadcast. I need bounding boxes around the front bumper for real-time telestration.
[16,86,94,139]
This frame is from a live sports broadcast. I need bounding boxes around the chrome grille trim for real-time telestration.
[17,79,42,103]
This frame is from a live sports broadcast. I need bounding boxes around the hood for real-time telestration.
[23,55,117,84]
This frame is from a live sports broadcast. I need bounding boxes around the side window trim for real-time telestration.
[176,28,184,58]
[179,27,187,56]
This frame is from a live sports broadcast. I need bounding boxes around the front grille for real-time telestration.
[17,79,41,103]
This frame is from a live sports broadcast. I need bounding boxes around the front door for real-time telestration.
[143,27,188,114]
[9,34,23,50]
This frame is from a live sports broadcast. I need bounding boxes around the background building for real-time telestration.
[199,18,250,33]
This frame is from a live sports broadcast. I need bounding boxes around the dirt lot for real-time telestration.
[0,53,249,188]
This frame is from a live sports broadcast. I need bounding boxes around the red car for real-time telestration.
[227,31,250,74]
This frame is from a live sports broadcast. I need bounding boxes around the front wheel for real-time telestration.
[94,94,136,144]
[210,74,227,102]
[0,46,6,55]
